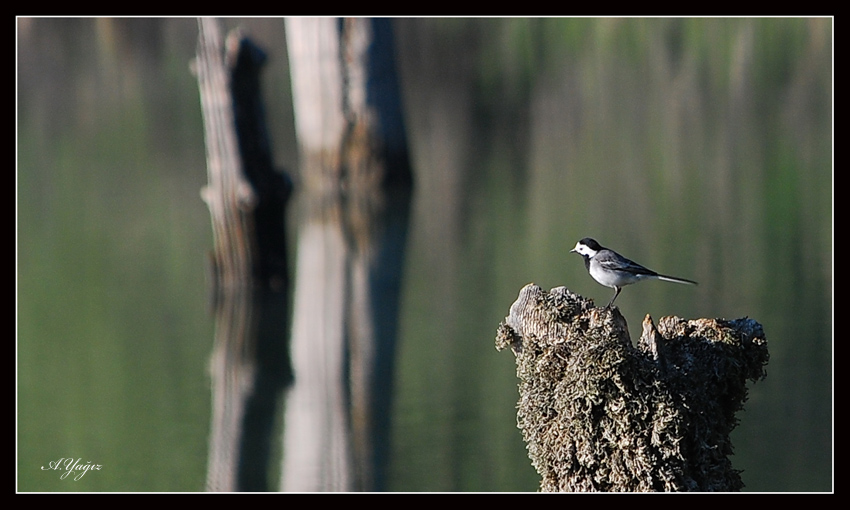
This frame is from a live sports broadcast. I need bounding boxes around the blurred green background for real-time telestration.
[17,17,832,492]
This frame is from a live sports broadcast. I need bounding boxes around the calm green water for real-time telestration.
[18,17,832,492]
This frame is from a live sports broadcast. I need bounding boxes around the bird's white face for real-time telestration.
[571,241,597,257]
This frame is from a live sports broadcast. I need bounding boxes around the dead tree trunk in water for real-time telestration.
[281,18,413,492]
[195,17,293,492]
[495,284,769,492]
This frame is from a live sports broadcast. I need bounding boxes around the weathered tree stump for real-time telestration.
[496,284,768,492]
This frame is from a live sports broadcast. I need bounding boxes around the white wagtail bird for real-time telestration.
[570,238,697,308]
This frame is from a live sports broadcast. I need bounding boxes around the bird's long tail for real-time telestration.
[656,274,698,285]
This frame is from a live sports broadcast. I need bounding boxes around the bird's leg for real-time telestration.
[606,287,622,308]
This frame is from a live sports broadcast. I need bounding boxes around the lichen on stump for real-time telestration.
[495,284,768,492]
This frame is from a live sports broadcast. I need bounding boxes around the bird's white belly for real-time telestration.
[589,263,644,288]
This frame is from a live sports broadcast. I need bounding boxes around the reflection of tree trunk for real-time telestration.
[496,284,769,492]
[196,18,293,492]
[281,18,412,492]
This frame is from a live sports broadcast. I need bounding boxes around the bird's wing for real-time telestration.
[598,252,658,276]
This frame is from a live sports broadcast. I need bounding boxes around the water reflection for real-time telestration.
[281,185,410,491]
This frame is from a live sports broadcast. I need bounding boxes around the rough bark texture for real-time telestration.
[496,284,768,492]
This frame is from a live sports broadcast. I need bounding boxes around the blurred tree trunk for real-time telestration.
[196,17,293,492]
[281,18,413,492]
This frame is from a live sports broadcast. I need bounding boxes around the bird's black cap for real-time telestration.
[578,238,603,251]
